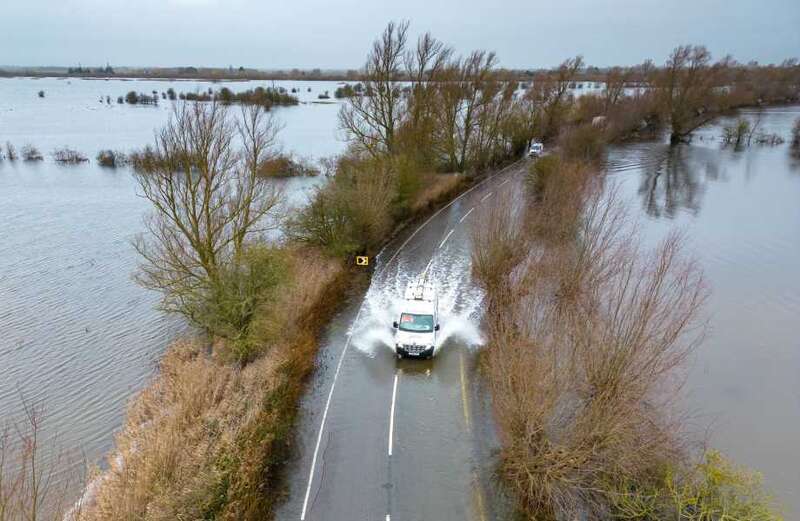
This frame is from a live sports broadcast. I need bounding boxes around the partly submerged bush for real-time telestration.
[53,147,89,163]
[722,118,752,147]
[608,451,783,521]
[21,144,44,161]
[96,149,128,167]
[791,117,800,148]
[257,154,319,177]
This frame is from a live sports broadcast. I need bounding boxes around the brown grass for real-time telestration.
[77,247,347,521]
[408,172,465,215]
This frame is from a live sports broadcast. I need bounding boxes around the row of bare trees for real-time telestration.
[339,21,535,173]
[518,46,799,147]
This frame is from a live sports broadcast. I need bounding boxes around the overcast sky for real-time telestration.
[2,0,798,69]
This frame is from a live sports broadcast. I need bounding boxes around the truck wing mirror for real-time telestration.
[393,321,398,329]
[434,324,440,331]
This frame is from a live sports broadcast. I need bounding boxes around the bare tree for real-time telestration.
[339,21,409,156]
[133,102,283,332]
[526,56,584,141]
[433,50,499,171]
[655,45,730,144]
[603,66,633,112]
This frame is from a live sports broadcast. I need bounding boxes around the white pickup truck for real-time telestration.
[392,277,440,359]
[528,141,544,158]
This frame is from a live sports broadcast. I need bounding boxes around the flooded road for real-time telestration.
[0,77,343,492]
[276,163,525,521]
[606,106,800,514]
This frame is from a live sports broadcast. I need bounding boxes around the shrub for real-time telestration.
[96,149,127,167]
[527,154,561,195]
[125,90,139,104]
[722,118,751,147]
[559,123,606,161]
[608,451,782,520]
[334,84,356,98]
[21,144,44,161]
[52,147,88,163]
[38,90,45,98]
[256,154,319,177]
[197,245,290,363]
[288,154,395,257]
[791,117,800,148]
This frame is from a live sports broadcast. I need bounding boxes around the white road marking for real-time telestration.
[388,373,399,456]
[438,229,455,249]
[458,207,475,223]
[299,158,525,520]
[499,178,510,186]
[481,192,493,202]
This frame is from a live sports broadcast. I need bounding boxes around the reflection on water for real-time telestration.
[607,142,725,218]
[606,106,800,515]
[0,77,343,500]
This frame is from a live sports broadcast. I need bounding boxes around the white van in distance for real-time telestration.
[528,141,544,158]
[392,276,439,359]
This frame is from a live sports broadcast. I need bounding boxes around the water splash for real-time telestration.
[352,253,485,357]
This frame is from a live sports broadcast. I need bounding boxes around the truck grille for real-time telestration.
[403,344,428,355]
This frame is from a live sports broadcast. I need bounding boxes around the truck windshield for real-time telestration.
[398,313,434,333]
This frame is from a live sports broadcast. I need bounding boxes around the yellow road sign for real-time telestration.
[356,256,369,266]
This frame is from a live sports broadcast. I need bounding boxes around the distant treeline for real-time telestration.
[1,59,798,86]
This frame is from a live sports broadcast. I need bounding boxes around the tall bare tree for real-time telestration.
[133,102,282,330]
[656,45,730,144]
[527,56,584,141]
[603,66,633,112]
[339,21,409,156]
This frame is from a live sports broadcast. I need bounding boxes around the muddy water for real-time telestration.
[606,106,800,514]
[0,77,343,494]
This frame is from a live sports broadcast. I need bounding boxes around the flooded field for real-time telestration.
[0,77,343,490]
[606,105,800,514]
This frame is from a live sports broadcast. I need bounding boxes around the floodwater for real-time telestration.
[606,106,800,515]
[0,77,343,493]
